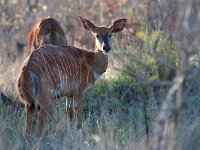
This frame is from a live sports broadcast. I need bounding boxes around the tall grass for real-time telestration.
[0,0,200,149]
[1,72,200,149]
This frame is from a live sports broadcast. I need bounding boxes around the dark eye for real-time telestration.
[96,34,100,38]
[108,34,112,37]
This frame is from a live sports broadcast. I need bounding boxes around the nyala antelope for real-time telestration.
[16,16,126,137]
[28,16,67,52]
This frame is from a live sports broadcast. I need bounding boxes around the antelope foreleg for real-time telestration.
[37,104,51,136]
[74,94,83,129]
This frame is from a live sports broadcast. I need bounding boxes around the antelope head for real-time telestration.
[79,16,126,53]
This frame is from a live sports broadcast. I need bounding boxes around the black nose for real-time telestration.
[103,46,111,52]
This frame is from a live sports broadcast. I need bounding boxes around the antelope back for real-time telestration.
[28,17,67,52]
[18,44,95,102]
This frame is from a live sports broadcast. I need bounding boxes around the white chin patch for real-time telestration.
[98,46,106,53]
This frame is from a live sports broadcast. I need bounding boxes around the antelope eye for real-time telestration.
[108,34,112,37]
[96,34,101,38]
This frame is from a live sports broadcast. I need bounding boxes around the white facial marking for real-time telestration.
[95,38,103,51]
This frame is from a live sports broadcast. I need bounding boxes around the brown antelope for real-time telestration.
[1,17,67,121]
[28,16,67,52]
[28,17,73,113]
[16,16,126,137]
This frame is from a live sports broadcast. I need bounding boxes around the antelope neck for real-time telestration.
[93,49,108,78]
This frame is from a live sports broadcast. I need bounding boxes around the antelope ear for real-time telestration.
[111,18,126,33]
[79,16,96,32]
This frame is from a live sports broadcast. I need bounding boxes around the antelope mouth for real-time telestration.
[103,47,111,53]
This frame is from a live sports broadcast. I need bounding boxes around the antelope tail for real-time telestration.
[16,67,38,107]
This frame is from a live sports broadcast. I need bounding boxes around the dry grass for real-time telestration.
[0,0,200,149]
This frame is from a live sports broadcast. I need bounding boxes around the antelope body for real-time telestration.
[1,17,67,115]
[28,16,67,52]
[17,16,126,136]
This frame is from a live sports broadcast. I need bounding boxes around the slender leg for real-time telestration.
[25,104,33,139]
[66,96,74,119]
[74,94,83,129]
[76,100,83,129]
[37,108,46,136]
[37,102,51,137]
[66,96,77,126]
[66,94,83,129]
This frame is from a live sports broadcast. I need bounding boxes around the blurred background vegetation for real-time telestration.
[0,0,200,149]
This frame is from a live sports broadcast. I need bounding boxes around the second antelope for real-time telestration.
[28,16,67,52]
[16,16,126,137]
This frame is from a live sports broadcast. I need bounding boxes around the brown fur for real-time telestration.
[17,17,126,137]
[28,16,67,52]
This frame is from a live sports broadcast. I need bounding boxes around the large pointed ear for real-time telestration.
[111,18,126,33]
[79,16,96,32]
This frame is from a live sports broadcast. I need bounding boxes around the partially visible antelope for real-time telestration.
[28,17,73,115]
[16,16,126,137]
[0,92,23,114]
[1,17,67,119]
[28,16,67,52]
